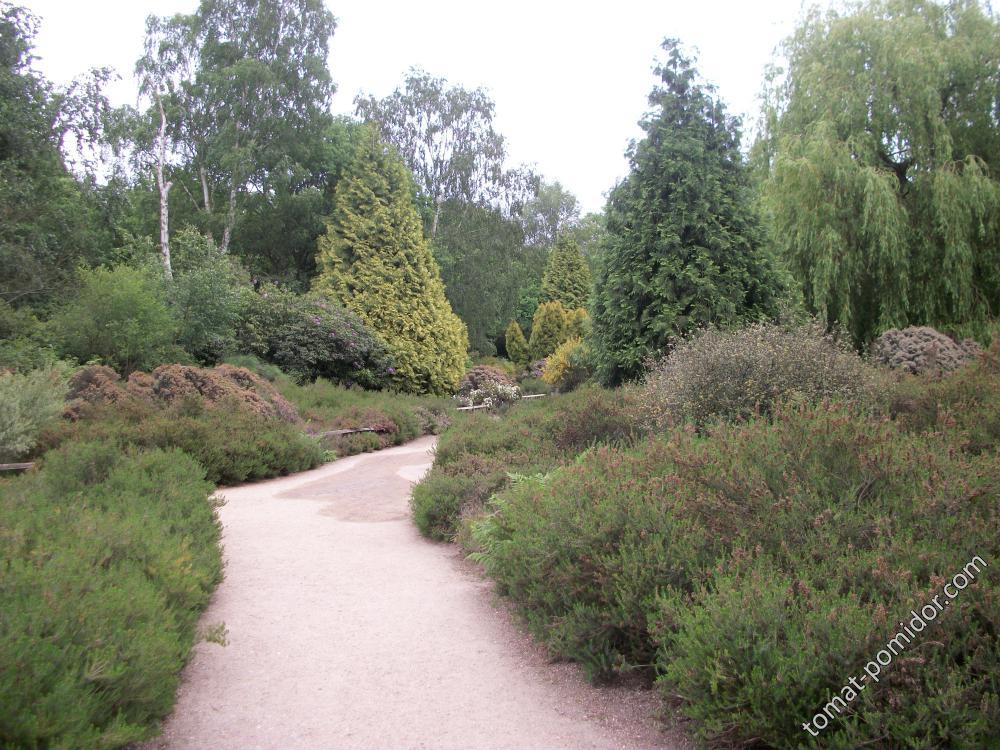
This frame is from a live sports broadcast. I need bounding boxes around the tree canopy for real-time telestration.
[592,40,788,385]
[759,0,1000,345]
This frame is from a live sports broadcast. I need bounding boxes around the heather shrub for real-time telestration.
[873,325,983,374]
[0,440,222,748]
[640,321,882,427]
[49,264,181,375]
[235,284,394,387]
[470,402,998,747]
[411,387,642,541]
[0,365,67,460]
[458,364,516,394]
[541,337,591,392]
[278,377,451,457]
[44,397,322,485]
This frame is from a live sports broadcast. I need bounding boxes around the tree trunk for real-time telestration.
[220,180,237,254]
[430,195,443,239]
[155,96,173,280]
[200,166,212,213]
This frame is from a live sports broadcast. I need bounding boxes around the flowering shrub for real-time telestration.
[235,284,394,387]
[454,380,522,410]
[541,337,591,391]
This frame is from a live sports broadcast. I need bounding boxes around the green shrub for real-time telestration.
[528,300,571,360]
[277,377,451,458]
[541,337,591,392]
[504,320,530,368]
[0,300,60,372]
[0,365,67,461]
[411,387,642,541]
[471,402,999,747]
[639,320,882,428]
[50,264,180,375]
[221,354,284,382]
[45,397,323,485]
[0,440,222,749]
[169,228,245,364]
[235,283,393,387]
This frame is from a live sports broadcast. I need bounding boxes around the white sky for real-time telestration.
[24,0,821,213]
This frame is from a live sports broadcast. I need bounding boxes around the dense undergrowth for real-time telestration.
[411,386,640,541]
[416,344,1000,748]
[0,441,222,749]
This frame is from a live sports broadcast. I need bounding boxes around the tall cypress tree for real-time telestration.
[313,129,468,395]
[592,40,787,385]
[541,234,592,310]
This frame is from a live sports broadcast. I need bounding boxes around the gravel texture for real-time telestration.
[141,437,691,750]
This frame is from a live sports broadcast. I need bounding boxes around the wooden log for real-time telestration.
[0,462,35,473]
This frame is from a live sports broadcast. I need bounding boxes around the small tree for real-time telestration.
[541,234,592,310]
[529,301,570,360]
[504,319,530,368]
[50,264,179,375]
[313,129,468,394]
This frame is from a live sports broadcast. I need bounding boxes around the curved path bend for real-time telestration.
[143,437,689,750]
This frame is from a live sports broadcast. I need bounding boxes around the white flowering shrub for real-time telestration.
[454,380,522,410]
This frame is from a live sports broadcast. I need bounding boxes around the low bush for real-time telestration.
[44,396,322,485]
[873,325,983,374]
[411,387,642,541]
[0,300,60,372]
[0,440,222,748]
[470,401,999,748]
[639,320,883,428]
[0,365,67,461]
[277,377,451,457]
[235,283,394,387]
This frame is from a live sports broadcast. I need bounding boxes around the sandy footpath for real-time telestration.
[141,436,690,750]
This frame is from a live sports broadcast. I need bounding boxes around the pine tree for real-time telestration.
[504,319,530,368]
[592,40,787,385]
[313,129,468,395]
[541,234,592,310]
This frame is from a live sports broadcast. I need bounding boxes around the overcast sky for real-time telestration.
[24,0,822,213]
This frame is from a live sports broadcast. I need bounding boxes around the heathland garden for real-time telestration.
[1,1,998,748]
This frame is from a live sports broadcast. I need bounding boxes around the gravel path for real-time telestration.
[142,437,690,750]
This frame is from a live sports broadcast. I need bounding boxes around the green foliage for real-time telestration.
[277,376,451,457]
[541,338,591,392]
[235,283,393,388]
[0,299,59,372]
[46,397,322,486]
[313,131,468,395]
[49,264,180,375]
[504,320,530,368]
[0,5,114,306]
[0,440,222,749]
[411,387,641,540]
[759,0,1000,346]
[541,234,591,310]
[0,365,67,461]
[471,401,999,746]
[168,228,245,364]
[639,320,883,427]
[592,39,788,385]
[528,300,570,360]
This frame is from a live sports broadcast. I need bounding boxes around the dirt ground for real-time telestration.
[141,437,693,750]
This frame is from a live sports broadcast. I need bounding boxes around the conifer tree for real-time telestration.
[592,40,787,385]
[504,319,530,368]
[541,234,592,310]
[313,129,468,394]
[528,301,570,360]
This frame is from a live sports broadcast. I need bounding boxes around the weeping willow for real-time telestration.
[760,0,1000,345]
